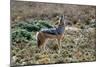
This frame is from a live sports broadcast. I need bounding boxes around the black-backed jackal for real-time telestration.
[36,15,66,53]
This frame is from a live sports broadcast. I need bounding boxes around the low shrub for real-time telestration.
[12,29,33,43]
[11,20,53,47]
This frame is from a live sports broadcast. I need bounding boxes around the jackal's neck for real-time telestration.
[56,25,65,34]
[58,25,65,30]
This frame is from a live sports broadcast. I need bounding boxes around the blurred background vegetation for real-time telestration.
[11,1,96,66]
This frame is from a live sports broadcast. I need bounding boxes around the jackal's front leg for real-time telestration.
[57,39,61,54]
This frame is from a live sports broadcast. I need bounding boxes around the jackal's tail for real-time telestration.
[36,32,42,48]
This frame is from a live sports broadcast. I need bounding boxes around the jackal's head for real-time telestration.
[58,15,65,27]
[55,15,72,27]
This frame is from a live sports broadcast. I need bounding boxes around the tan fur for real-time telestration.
[36,15,65,53]
[37,31,64,52]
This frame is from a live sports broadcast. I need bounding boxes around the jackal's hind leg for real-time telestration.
[44,39,49,51]
[37,37,45,52]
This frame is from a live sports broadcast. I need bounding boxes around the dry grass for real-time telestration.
[11,1,96,66]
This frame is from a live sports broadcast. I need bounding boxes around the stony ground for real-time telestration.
[11,1,96,66]
[11,20,96,66]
